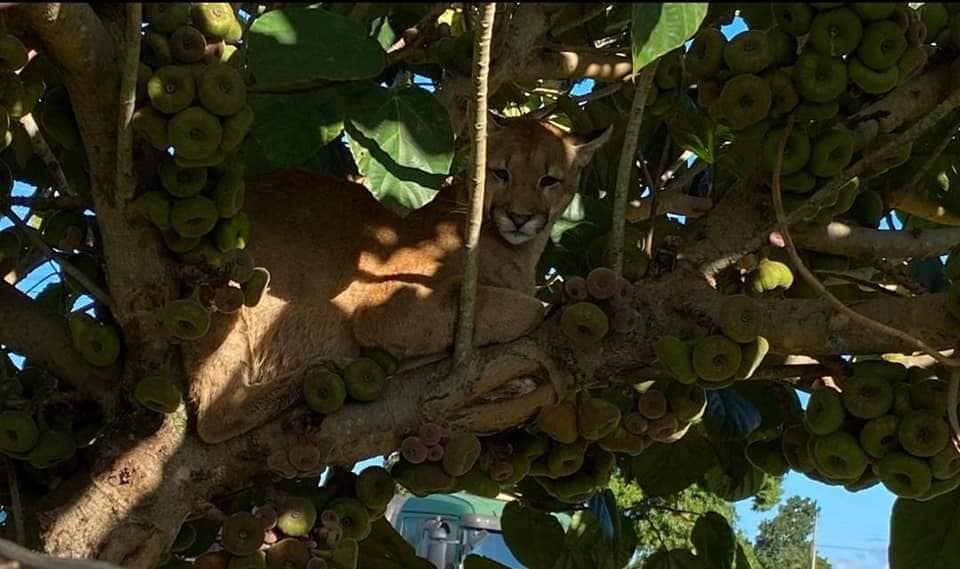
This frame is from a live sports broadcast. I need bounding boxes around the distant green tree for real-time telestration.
[754,496,832,569]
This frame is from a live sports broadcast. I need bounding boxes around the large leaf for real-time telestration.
[563,507,635,569]
[666,93,716,163]
[628,431,715,497]
[248,7,386,88]
[631,3,708,72]
[358,519,435,569]
[463,556,511,569]
[890,487,960,569]
[731,381,803,440]
[691,512,736,569]
[329,538,359,569]
[703,389,762,441]
[735,541,758,569]
[249,88,345,168]
[345,84,454,213]
[703,442,767,502]
[587,489,619,541]
[501,501,566,569]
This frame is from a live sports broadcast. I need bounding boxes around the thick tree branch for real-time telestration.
[11,4,112,77]
[0,537,121,569]
[436,5,549,133]
[679,175,771,276]
[14,3,178,386]
[0,282,116,406]
[885,189,960,226]
[794,221,960,259]
[39,264,960,566]
[686,67,960,277]
[514,48,632,83]
[847,65,952,139]
[776,122,955,365]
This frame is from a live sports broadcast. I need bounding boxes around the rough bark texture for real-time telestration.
[5,4,960,568]
[794,222,960,259]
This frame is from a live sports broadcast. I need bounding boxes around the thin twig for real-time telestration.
[4,460,23,545]
[812,270,911,298]
[609,62,657,276]
[524,82,623,121]
[452,2,496,368]
[905,117,960,192]
[661,158,708,194]
[5,195,91,211]
[951,369,960,452]
[115,3,141,201]
[626,192,712,222]
[248,78,333,95]
[1,206,113,309]
[644,136,673,257]
[386,3,449,61]
[18,115,72,196]
[768,117,960,443]
[549,3,610,36]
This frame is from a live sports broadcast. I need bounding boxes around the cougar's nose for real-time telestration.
[507,212,533,227]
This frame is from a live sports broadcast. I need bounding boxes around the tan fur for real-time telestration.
[183,117,611,443]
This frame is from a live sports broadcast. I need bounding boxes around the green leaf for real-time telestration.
[631,3,708,72]
[463,556,511,569]
[371,15,398,51]
[703,442,767,502]
[691,512,736,569]
[731,381,803,441]
[345,84,454,213]
[890,487,960,569]
[643,549,707,569]
[329,538,359,569]
[501,501,566,569]
[667,93,716,163]
[248,7,386,88]
[249,89,345,168]
[735,542,758,569]
[358,519,435,569]
[628,431,715,497]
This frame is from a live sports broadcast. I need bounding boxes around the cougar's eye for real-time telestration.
[491,168,509,182]
[539,176,561,188]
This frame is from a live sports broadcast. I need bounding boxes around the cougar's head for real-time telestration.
[484,116,611,246]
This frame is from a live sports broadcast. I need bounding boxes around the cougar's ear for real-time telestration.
[570,125,613,168]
